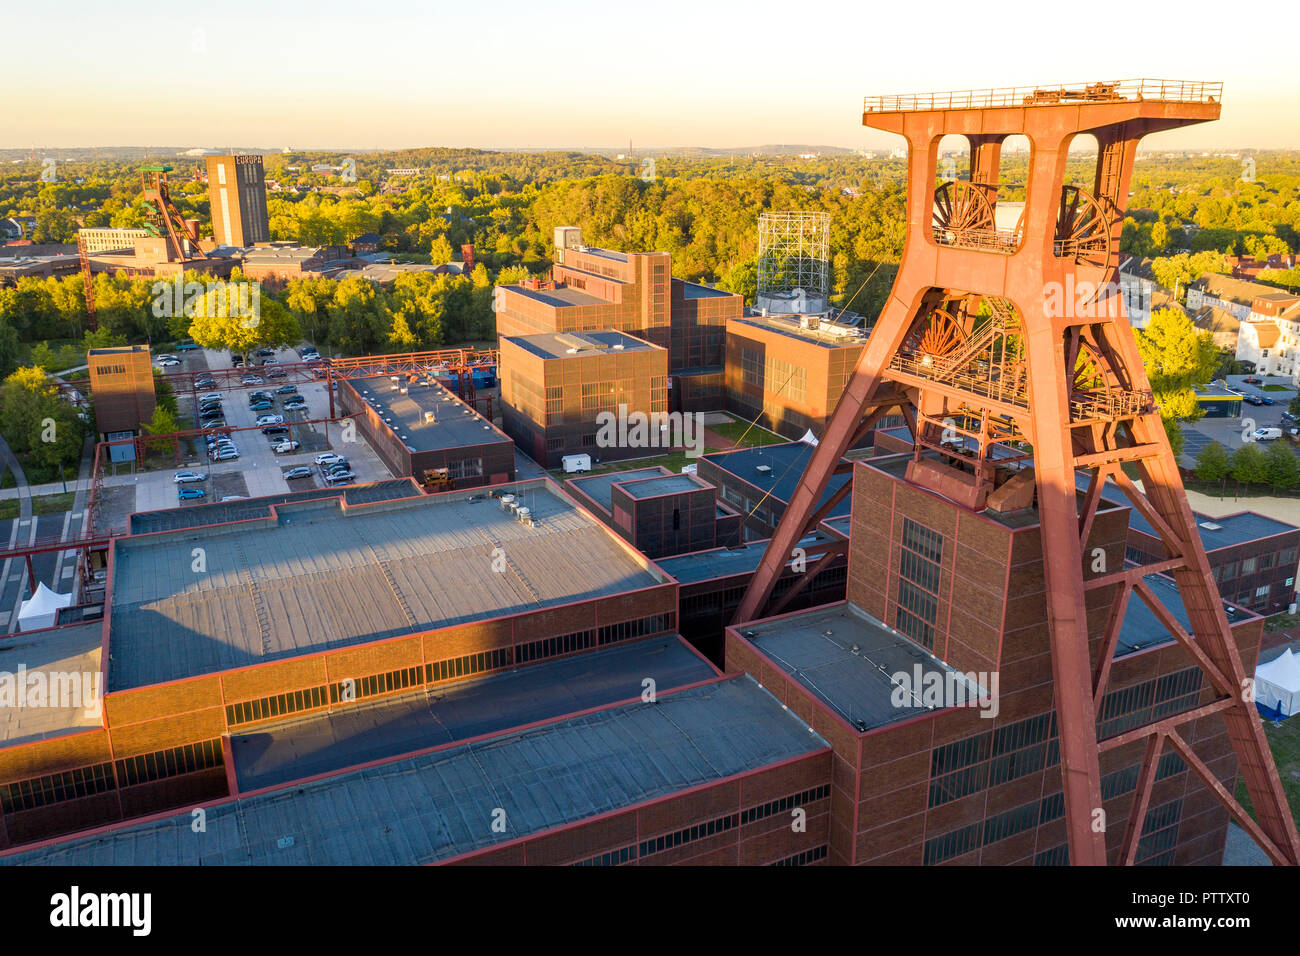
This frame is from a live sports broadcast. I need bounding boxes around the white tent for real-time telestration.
[17,582,71,632]
[1255,648,1300,718]
[800,429,819,446]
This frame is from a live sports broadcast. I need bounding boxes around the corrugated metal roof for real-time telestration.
[108,484,662,691]
[8,676,827,866]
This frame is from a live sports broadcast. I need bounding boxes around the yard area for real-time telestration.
[0,492,76,521]
[1234,716,1300,825]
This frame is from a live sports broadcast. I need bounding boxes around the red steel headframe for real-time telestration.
[735,81,1300,866]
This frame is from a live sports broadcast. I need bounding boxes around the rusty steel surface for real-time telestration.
[736,82,1300,867]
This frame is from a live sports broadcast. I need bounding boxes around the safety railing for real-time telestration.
[865,80,1222,113]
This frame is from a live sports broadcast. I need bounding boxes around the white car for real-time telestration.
[315,453,345,466]
[173,471,207,483]
[219,495,248,502]
[273,440,301,453]
[158,357,182,367]
[255,414,285,427]
[198,392,223,403]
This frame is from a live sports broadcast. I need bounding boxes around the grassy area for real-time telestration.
[0,492,77,521]
[1262,385,1292,392]
[1235,714,1300,826]
[705,415,785,448]
[547,447,721,482]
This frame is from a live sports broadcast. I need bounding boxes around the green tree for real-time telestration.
[1231,443,1270,486]
[1195,441,1231,482]
[0,366,84,480]
[1136,308,1219,394]
[185,291,301,355]
[1264,441,1300,491]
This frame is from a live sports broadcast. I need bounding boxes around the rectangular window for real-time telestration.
[1241,557,1258,575]
[896,518,942,649]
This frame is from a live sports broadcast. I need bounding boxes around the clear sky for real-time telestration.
[6,0,1297,150]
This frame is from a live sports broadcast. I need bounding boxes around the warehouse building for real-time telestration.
[499,331,668,468]
[1,480,836,865]
[336,373,514,487]
[565,465,742,559]
[725,450,1264,866]
[86,345,156,439]
[725,311,871,440]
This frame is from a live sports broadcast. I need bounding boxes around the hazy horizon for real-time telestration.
[7,0,1299,150]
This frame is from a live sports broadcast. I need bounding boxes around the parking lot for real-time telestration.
[1182,374,1300,465]
[106,346,394,519]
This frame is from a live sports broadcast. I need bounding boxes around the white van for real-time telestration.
[1252,427,1283,441]
[561,453,591,474]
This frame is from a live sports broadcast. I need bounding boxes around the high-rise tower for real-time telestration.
[736,80,1300,866]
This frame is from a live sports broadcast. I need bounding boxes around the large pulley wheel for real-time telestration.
[1056,186,1115,299]
[932,181,996,242]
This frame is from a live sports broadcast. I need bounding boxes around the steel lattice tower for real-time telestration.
[735,80,1300,866]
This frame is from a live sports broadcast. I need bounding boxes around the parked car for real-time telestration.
[241,374,264,385]
[248,390,273,403]
[1282,412,1298,425]
[1260,396,1275,406]
[1252,427,1283,441]
[1244,394,1265,406]
[173,471,207,483]
[263,426,290,437]
[315,453,345,465]
[194,376,216,389]
[257,348,277,357]
[157,357,182,367]
[272,440,301,453]
[176,341,200,351]
[283,400,308,412]
[255,414,285,427]
[178,487,206,500]
[276,384,299,395]
[283,466,312,480]
[266,368,288,379]
[198,392,223,402]
[219,495,247,502]
[199,401,223,412]
[249,400,273,412]
[210,448,239,462]
[325,471,356,484]
[231,355,244,367]
[323,460,350,473]
[199,416,226,427]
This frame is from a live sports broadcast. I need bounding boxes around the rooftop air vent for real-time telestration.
[424,411,436,424]
[1199,521,1223,531]
[755,464,772,475]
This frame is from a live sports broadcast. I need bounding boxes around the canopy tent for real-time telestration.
[800,429,819,446]
[1255,647,1300,718]
[17,582,71,632]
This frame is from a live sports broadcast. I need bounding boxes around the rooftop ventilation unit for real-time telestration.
[424,411,437,424]
[756,464,772,475]
[1199,521,1223,531]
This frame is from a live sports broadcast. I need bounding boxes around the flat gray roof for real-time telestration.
[568,467,669,512]
[656,531,836,584]
[733,314,869,349]
[348,375,510,453]
[8,675,826,865]
[504,284,610,308]
[677,280,734,300]
[506,330,660,360]
[617,473,708,499]
[0,622,103,747]
[129,479,421,534]
[232,635,715,791]
[107,482,662,692]
[1127,508,1297,551]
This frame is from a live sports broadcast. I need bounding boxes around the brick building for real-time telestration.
[1126,510,1300,615]
[725,450,1264,865]
[86,345,156,438]
[0,483,833,866]
[499,331,668,468]
[725,312,870,440]
[206,155,270,247]
[336,373,514,487]
[494,227,742,414]
[565,465,742,559]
